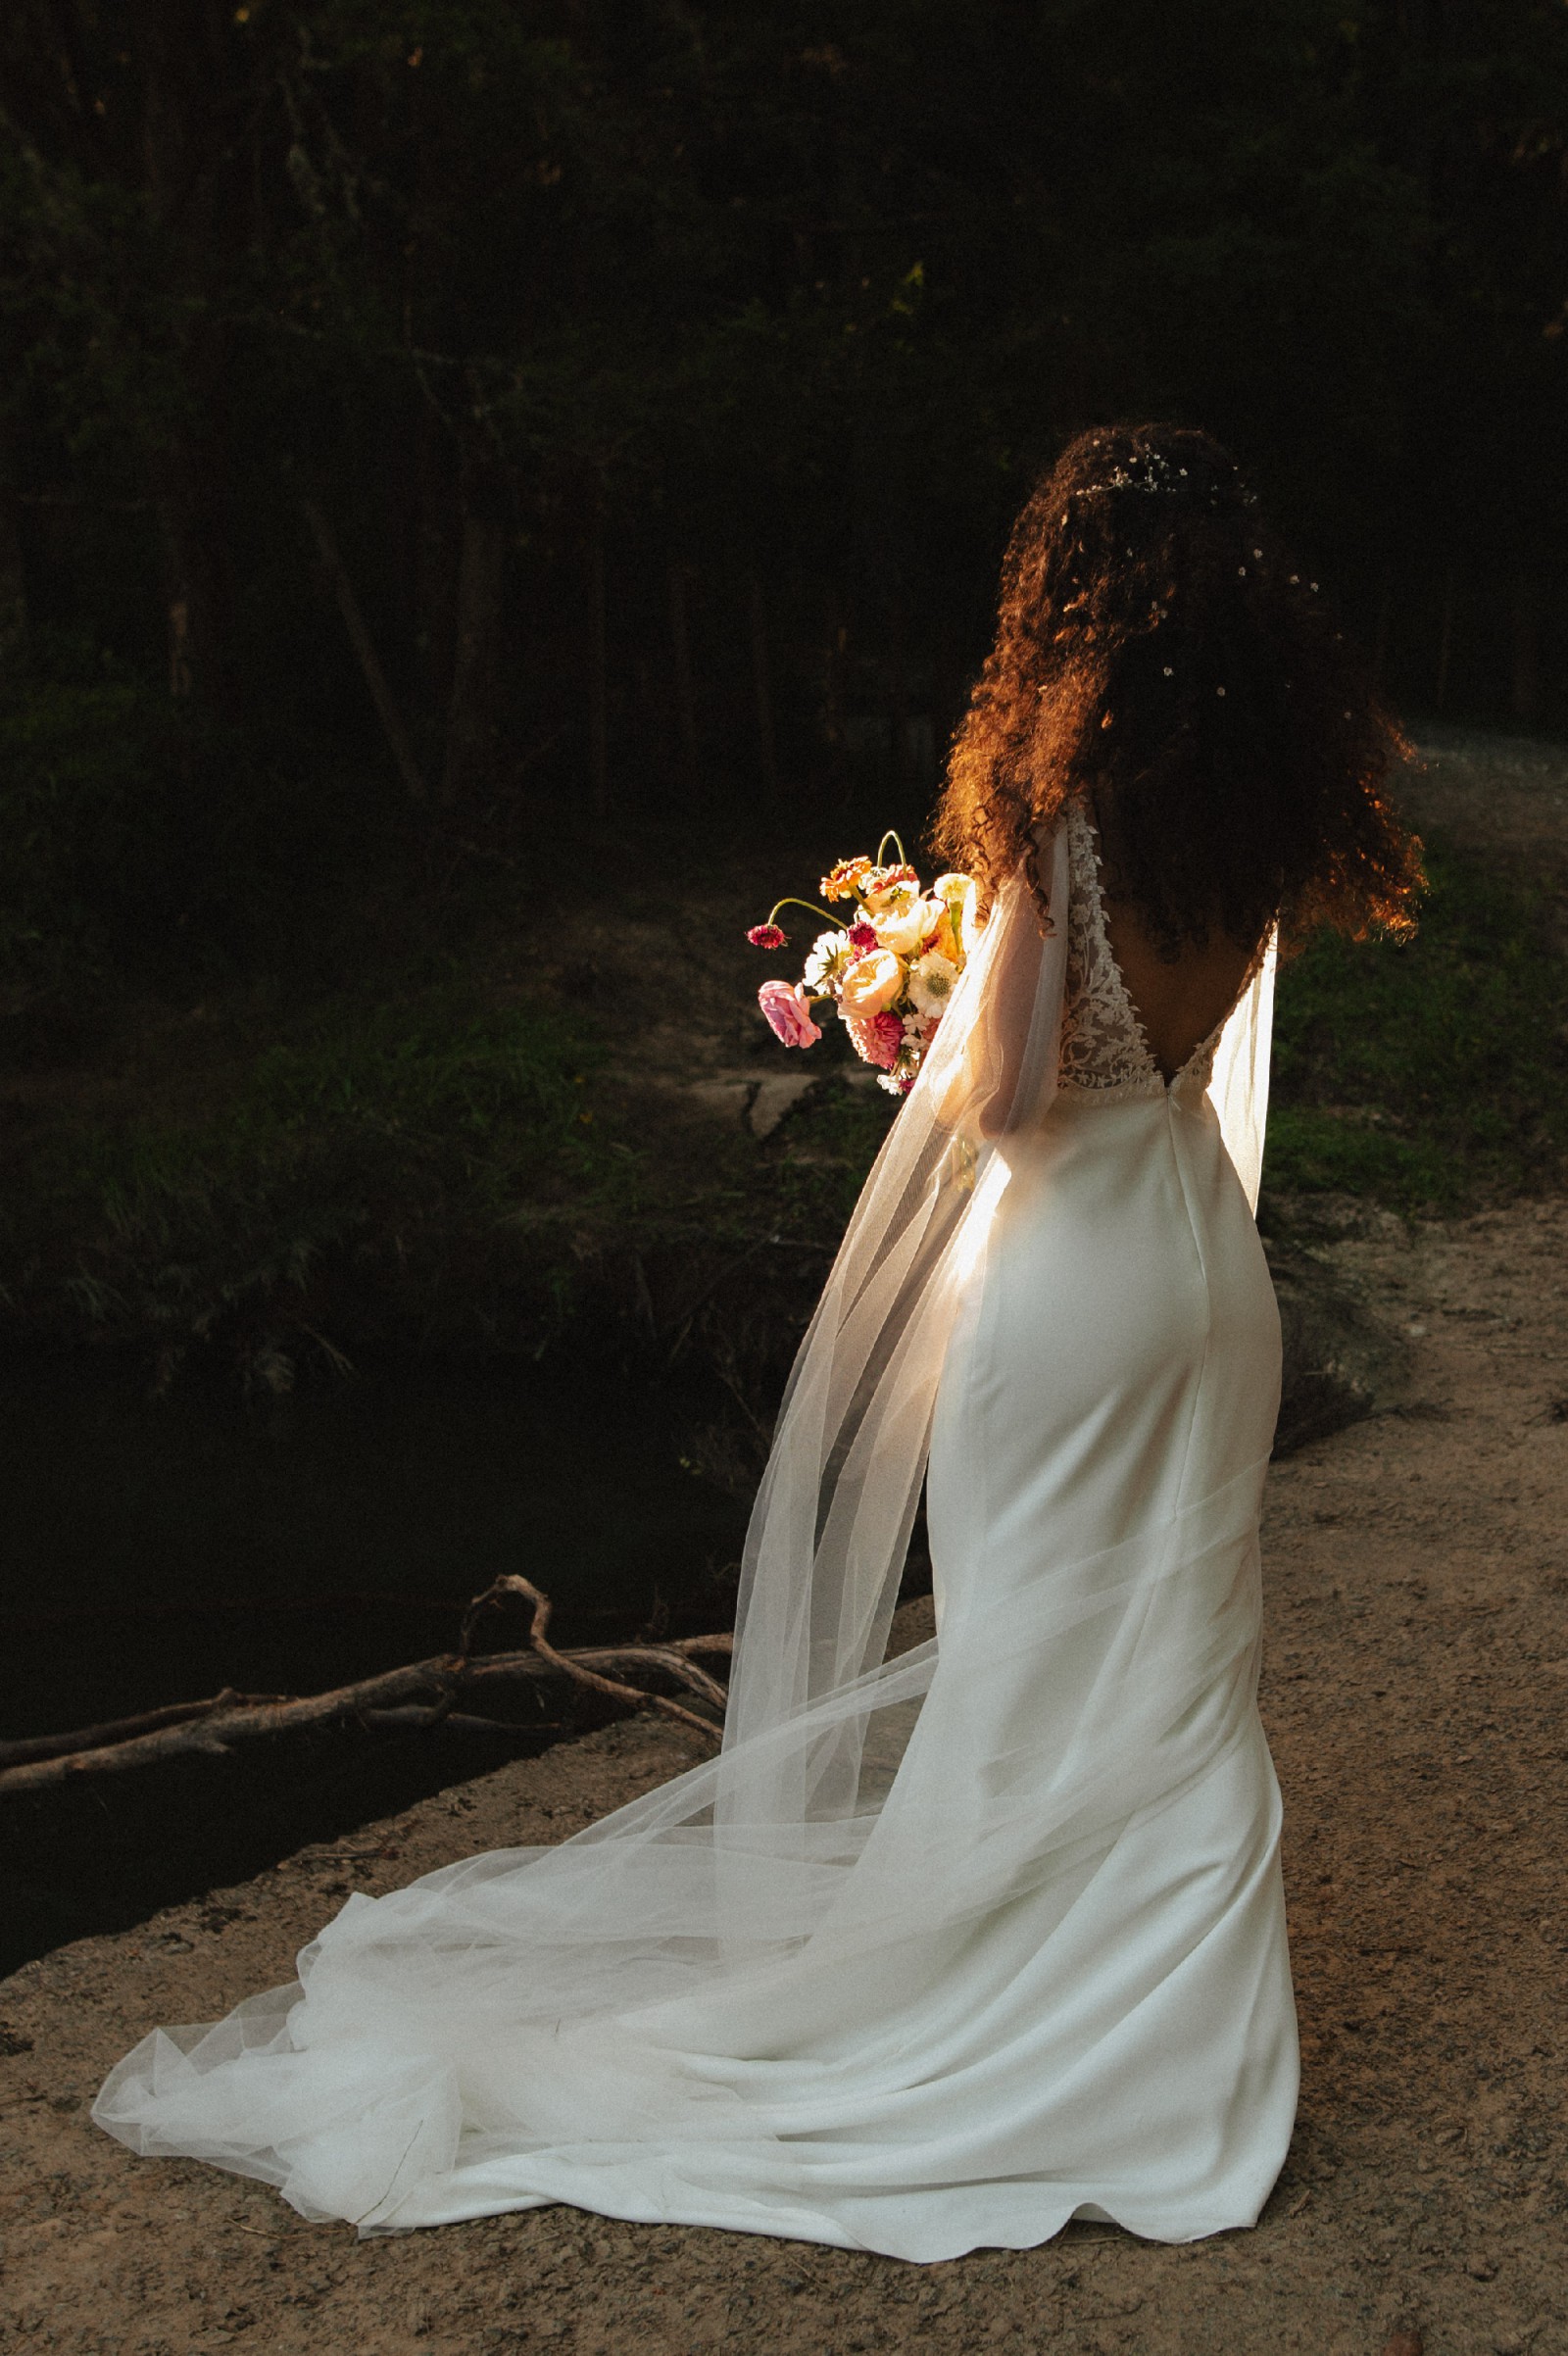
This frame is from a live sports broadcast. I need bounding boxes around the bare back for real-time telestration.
[1087,796,1259,1083]
[1098,897,1256,1084]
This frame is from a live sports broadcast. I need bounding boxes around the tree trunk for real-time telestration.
[587,512,609,815]
[411,401,455,712]
[444,492,509,802]
[1434,569,1455,712]
[303,499,428,802]
[822,595,849,786]
[1509,571,1540,729]
[889,589,912,788]
[668,561,699,800]
[1372,566,1394,689]
[0,428,27,674]
[748,574,778,800]
[167,586,192,699]
[135,0,240,716]
[932,616,964,783]
[154,468,237,712]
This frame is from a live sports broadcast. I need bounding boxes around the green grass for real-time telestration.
[7,823,1564,1367]
[7,983,637,1358]
[1264,835,1568,1212]
[3,971,899,1367]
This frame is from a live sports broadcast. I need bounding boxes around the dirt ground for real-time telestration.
[4,727,1568,2355]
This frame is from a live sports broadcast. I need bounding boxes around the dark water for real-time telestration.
[0,1355,750,1975]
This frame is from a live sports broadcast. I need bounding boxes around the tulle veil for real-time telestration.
[93,820,1278,2239]
[721,821,1273,1826]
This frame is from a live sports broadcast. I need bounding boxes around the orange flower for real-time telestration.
[820,856,872,902]
[923,906,960,964]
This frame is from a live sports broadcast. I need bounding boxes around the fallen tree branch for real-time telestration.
[0,1584,733,1797]
[459,1575,729,1735]
[0,1689,288,1768]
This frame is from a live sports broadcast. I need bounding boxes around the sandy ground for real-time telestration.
[3,1185,1568,2356]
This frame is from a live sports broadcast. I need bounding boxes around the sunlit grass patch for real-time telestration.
[1265,835,1568,1211]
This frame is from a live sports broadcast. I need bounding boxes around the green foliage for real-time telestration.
[241,990,612,1213]
[1266,836,1568,1209]
[0,660,395,995]
[10,982,624,1350]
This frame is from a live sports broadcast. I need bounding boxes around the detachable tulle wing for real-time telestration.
[93,822,1286,2253]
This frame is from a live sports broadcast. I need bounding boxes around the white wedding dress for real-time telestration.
[93,803,1297,2260]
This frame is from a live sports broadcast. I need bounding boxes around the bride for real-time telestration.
[94,424,1421,2260]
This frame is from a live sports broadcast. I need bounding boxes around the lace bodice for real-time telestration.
[1055,801,1238,1100]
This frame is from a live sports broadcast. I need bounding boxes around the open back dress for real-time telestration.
[94,800,1298,2259]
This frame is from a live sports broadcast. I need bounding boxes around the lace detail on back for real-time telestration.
[1056,801,1237,1099]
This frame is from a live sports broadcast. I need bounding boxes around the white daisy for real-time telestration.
[803,929,855,989]
[907,951,959,1018]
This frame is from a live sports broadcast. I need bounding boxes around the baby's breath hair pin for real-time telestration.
[1073,448,1258,510]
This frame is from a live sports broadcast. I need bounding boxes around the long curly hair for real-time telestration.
[932,423,1423,954]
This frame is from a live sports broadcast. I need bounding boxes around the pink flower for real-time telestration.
[748,923,787,950]
[847,919,877,951]
[758,979,821,1049]
[846,1009,905,1070]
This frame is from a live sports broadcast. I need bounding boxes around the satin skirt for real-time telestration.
[92,1082,1297,2259]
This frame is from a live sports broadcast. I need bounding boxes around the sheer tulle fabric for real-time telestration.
[93,825,1295,2258]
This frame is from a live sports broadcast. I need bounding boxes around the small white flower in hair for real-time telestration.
[1216,685,1226,697]
[1162,665,1173,676]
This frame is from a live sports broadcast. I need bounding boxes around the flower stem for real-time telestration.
[766,895,839,928]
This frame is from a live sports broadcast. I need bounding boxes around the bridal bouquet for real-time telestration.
[747,837,980,1095]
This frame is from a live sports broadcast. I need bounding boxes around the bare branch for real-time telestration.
[458,1575,724,1739]
[0,1584,733,1798]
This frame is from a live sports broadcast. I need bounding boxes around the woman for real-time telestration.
[94,423,1420,2258]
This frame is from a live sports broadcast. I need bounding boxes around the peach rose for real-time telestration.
[868,895,942,956]
[837,948,904,1018]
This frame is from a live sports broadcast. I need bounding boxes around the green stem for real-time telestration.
[875,829,907,869]
[766,895,839,928]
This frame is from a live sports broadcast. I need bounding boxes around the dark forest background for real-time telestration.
[2,2,1567,991]
[1,1,1567,1384]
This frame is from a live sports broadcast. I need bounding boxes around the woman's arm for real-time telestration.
[931,826,1058,1142]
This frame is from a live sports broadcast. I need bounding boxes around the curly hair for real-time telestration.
[932,423,1423,955]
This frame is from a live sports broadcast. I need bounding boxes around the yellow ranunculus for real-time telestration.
[934,872,980,957]
[924,906,960,965]
[838,948,905,1017]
